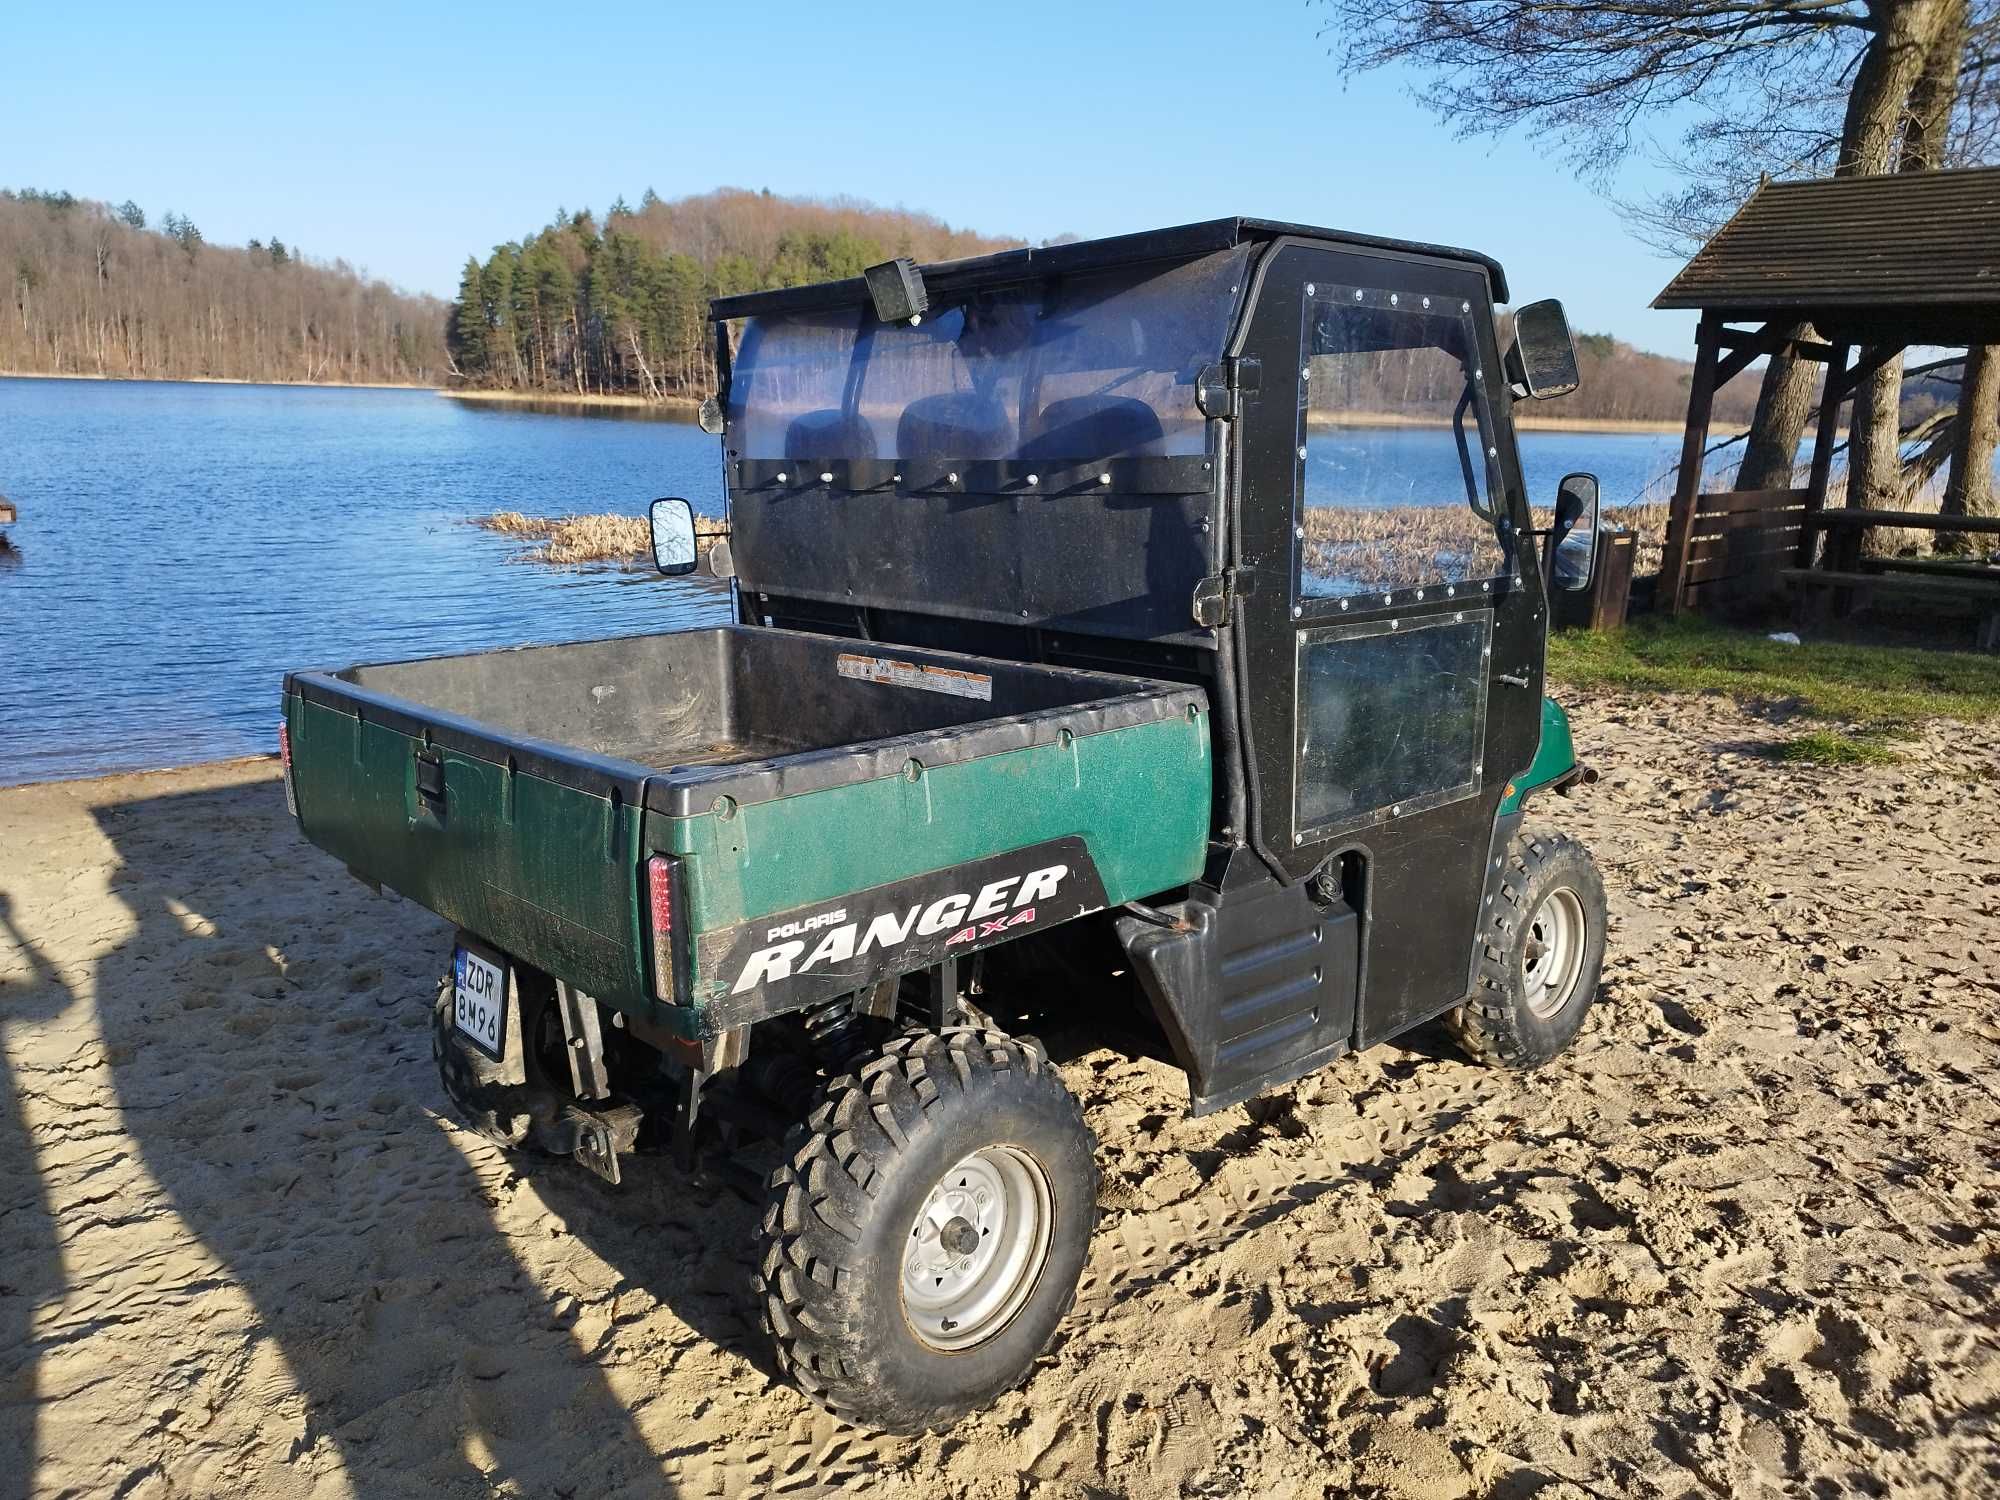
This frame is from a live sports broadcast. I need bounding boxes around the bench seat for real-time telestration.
[1781,568,2000,650]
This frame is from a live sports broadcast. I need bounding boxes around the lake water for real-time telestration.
[0,378,1701,785]
[0,380,733,786]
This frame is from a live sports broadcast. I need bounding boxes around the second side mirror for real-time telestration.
[649,497,699,576]
[1550,473,1599,592]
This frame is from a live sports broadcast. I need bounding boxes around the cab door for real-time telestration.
[1230,240,1546,1045]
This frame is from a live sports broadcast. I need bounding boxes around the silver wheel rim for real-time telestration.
[1522,886,1588,1020]
[902,1144,1054,1352]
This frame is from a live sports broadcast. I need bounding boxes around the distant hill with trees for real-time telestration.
[445,188,1023,401]
[451,188,1749,423]
[1545,332,1762,427]
[3,181,1752,427]
[0,189,449,385]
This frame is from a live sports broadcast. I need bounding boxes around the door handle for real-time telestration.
[1496,671,1531,688]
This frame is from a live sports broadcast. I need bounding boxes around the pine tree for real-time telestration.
[450,256,490,375]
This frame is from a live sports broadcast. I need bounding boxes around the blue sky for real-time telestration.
[9,0,1702,356]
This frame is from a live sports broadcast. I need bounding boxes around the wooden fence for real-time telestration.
[1660,486,1811,610]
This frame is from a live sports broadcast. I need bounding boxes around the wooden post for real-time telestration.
[1802,343,1851,567]
[1662,314,1721,615]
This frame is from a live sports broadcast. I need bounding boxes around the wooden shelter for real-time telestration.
[1652,166,2000,616]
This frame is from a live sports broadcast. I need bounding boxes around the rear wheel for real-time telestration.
[1451,830,1607,1069]
[430,968,567,1152]
[757,1028,1098,1432]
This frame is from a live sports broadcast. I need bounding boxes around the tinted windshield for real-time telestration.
[725,247,1249,463]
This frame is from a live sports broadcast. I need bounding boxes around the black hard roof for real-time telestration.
[708,216,1510,320]
[1654,166,2000,344]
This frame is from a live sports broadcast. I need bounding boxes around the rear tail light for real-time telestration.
[278,720,298,818]
[647,854,682,1001]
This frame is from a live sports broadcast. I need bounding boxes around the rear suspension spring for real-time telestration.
[803,997,877,1075]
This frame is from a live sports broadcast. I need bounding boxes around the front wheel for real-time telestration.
[757,1028,1098,1432]
[1450,829,1607,1069]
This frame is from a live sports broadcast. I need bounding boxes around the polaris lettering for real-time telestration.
[767,908,846,942]
[730,863,1069,994]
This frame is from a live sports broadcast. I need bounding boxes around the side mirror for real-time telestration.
[697,395,726,435]
[1510,299,1580,400]
[649,497,699,576]
[1550,472,1599,592]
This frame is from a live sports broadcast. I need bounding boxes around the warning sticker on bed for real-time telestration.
[837,652,994,701]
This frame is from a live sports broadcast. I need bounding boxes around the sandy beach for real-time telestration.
[2,691,1997,1498]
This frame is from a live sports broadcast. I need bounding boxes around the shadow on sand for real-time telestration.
[0,893,79,1500]
[82,778,690,1497]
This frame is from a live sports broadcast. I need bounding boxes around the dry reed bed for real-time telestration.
[1303,501,1670,591]
[474,502,1676,578]
[470,511,722,566]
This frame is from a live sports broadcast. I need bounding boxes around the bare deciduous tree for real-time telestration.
[1941,344,2000,540]
[0,190,449,385]
[1317,0,2000,493]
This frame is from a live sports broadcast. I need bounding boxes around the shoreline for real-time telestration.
[442,388,699,412]
[0,752,278,800]
[446,394,1722,435]
[0,374,1744,438]
[1517,415,1741,435]
[1,372,1734,434]
[1309,410,1742,436]
[0,369,440,392]
[0,752,279,795]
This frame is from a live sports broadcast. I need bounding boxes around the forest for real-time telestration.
[448,191,1760,422]
[445,188,1020,401]
[0,189,449,385]
[1566,334,1761,426]
[3,179,1754,425]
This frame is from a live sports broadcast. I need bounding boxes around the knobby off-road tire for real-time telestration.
[430,969,566,1153]
[1450,829,1608,1069]
[758,1027,1099,1433]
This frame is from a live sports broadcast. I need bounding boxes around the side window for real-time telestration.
[1298,287,1510,601]
[1296,614,1492,836]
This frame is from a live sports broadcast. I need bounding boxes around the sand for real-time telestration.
[3,693,1998,1498]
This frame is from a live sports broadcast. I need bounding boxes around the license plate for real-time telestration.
[453,946,506,1059]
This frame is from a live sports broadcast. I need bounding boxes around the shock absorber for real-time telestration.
[803,996,876,1075]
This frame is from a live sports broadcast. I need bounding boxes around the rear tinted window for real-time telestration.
[726,247,1249,463]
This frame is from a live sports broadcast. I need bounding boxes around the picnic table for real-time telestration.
[1787,509,2000,648]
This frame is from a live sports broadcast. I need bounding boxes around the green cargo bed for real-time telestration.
[284,626,1212,1036]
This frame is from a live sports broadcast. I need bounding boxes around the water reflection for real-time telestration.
[0,379,732,785]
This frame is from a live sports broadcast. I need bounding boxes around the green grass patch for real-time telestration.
[1547,617,2000,730]
[1758,731,1902,767]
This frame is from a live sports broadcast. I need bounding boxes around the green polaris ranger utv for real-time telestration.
[281,218,1608,1432]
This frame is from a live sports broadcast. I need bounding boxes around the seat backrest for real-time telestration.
[894,393,1013,460]
[783,408,878,460]
[1018,394,1165,461]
